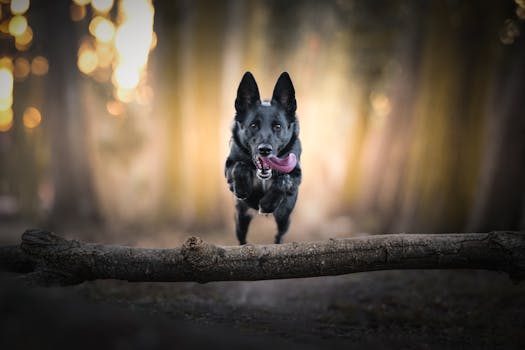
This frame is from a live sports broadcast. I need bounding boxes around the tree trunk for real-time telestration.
[40,0,101,225]
[1,229,523,286]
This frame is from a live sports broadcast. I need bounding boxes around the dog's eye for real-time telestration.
[273,123,281,131]
[250,122,259,129]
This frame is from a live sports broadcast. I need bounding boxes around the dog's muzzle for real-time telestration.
[255,157,272,180]
[254,153,297,180]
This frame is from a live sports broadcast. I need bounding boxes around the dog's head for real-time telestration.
[234,72,298,170]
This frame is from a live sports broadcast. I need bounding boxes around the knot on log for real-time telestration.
[19,229,83,286]
[181,236,224,282]
[21,229,68,247]
[183,236,205,250]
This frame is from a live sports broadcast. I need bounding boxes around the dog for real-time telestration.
[225,72,302,244]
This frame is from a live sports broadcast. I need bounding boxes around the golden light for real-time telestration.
[8,15,27,37]
[113,64,139,89]
[0,108,14,132]
[31,56,49,76]
[150,31,157,50]
[0,56,14,71]
[15,40,31,51]
[0,67,14,101]
[70,4,87,22]
[0,95,12,112]
[95,42,114,68]
[91,16,115,43]
[73,0,91,5]
[88,16,103,36]
[114,22,153,68]
[75,0,155,104]
[92,0,113,13]
[114,87,134,103]
[106,99,125,116]
[10,0,30,15]
[23,106,42,129]
[78,48,98,75]
[112,0,154,102]
[14,57,30,80]
[370,91,392,118]
[14,24,32,45]
[0,20,9,34]
[0,58,13,111]
[96,20,115,43]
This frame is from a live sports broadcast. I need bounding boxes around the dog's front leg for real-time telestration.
[225,161,253,200]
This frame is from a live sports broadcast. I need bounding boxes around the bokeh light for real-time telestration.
[14,25,32,46]
[10,0,30,15]
[73,0,156,105]
[70,3,87,22]
[77,40,98,75]
[91,16,115,43]
[23,106,42,129]
[106,99,125,116]
[8,15,27,37]
[31,56,49,76]
[0,20,9,35]
[112,0,154,102]
[73,0,91,5]
[114,86,134,103]
[370,91,392,118]
[92,0,113,13]
[89,16,116,43]
[95,43,113,68]
[0,65,14,112]
[113,64,139,89]
[0,108,14,132]
[14,57,30,80]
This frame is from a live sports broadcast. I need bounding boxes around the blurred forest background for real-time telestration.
[0,0,524,244]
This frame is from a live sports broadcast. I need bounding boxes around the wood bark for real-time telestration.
[0,229,524,286]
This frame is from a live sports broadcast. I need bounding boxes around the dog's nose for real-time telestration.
[257,144,273,156]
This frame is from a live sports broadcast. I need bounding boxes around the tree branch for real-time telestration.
[1,229,524,286]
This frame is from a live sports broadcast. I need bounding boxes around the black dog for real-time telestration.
[225,72,302,244]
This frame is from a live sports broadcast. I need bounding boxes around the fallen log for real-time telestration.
[0,229,524,286]
[0,244,36,273]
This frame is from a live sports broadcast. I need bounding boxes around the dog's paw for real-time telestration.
[233,180,251,199]
[259,193,283,214]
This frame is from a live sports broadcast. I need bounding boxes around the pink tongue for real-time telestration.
[260,153,297,173]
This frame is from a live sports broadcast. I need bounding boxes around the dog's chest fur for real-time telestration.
[254,175,272,193]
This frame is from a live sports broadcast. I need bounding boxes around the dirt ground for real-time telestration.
[1,222,524,349]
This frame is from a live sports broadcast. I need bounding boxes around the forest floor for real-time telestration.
[1,221,525,349]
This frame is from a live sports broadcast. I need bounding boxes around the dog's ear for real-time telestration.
[272,72,296,118]
[235,72,260,118]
